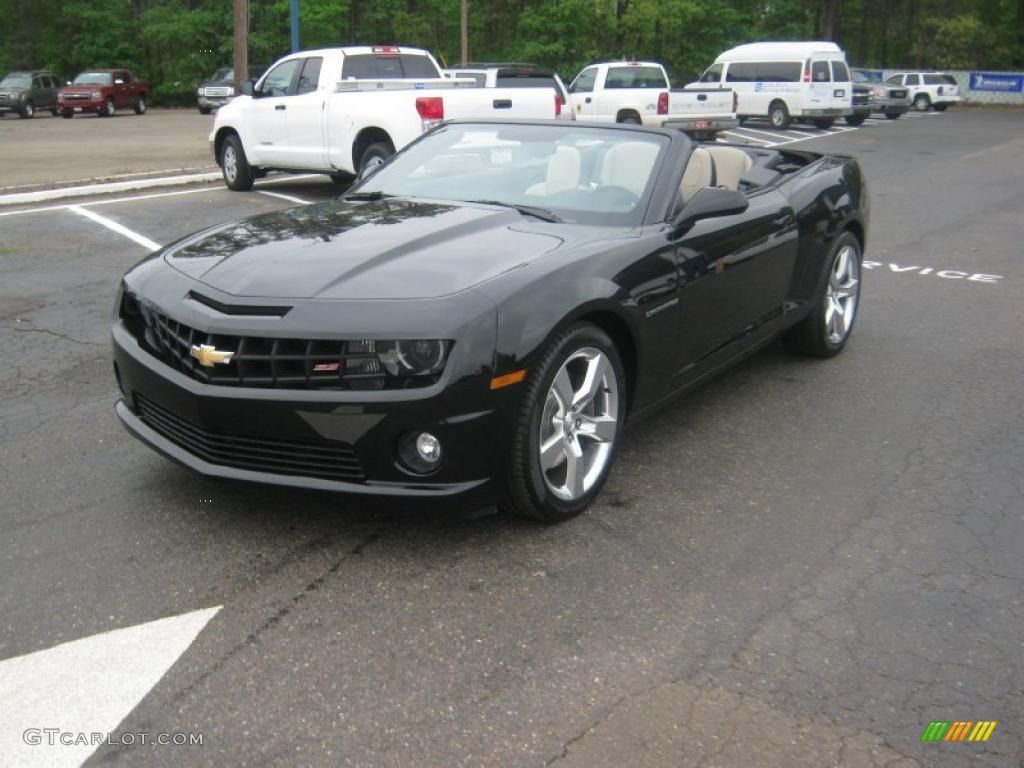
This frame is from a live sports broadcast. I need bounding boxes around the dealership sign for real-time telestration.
[969,72,1024,92]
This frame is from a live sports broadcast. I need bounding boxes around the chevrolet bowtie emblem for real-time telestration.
[190,344,234,367]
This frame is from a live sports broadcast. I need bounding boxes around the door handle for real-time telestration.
[773,213,794,226]
[275,104,286,111]
[697,93,707,101]
[493,99,512,109]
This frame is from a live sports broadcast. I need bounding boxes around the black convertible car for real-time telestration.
[112,120,867,521]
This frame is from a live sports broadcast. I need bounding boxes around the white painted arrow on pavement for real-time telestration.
[0,606,221,767]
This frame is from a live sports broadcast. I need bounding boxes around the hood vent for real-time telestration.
[186,290,291,317]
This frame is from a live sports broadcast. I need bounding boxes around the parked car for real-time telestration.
[211,46,558,190]
[697,41,852,129]
[884,71,959,111]
[443,63,573,121]
[58,69,148,117]
[197,66,264,114]
[850,68,911,121]
[568,60,737,139]
[113,119,868,521]
[0,70,61,118]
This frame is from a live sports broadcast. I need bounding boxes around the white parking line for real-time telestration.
[68,206,162,252]
[721,130,773,145]
[731,126,797,141]
[257,190,312,205]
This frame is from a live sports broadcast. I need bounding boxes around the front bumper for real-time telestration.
[198,95,232,110]
[800,108,850,117]
[59,99,104,113]
[111,321,509,503]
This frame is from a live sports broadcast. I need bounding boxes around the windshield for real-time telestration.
[73,72,112,85]
[354,123,669,226]
[211,67,233,82]
[851,70,871,83]
[1,73,31,88]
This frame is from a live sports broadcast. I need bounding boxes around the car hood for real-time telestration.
[201,80,233,88]
[161,198,572,300]
[61,85,106,94]
[0,85,28,94]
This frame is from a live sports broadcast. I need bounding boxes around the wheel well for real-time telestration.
[615,109,641,123]
[844,220,865,250]
[769,99,787,112]
[352,127,393,172]
[579,310,637,411]
[213,127,238,165]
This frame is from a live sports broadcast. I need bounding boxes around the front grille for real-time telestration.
[204,86,232,98]
[889,89,907,99]
[852,94,869,105]
[63,93,91,100]
[135,394,366,483]
[122,295,441,391]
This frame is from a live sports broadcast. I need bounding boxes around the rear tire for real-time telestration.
[61,111,73,119]
[220,134,255,191]
[844,114,866,126]
[198,106,212,115]
[500,323,625,523]
[134,95,146,114]
[784,231,862,359]
[813,118,835,129]
[768,101,791,130]
[884,111,901,120]
[913,93,930,111]
[358,140,395,174]
[617,112,641,125]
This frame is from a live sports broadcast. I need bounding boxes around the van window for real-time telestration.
[569,68,597,93]
[700,64,723,84]
[756,62,801,82]
[604,66,667,89]
[725,62,756,82]
[811,61,831,82]
[831,61,850,82]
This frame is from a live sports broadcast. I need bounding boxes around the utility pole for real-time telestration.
[233,0,249,93]
[290,0,300,53]
[460,0,468,65]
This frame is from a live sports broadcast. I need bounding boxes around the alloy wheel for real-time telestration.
[824,244,860,345]
[538,347,619,501]
[223,145,237,183]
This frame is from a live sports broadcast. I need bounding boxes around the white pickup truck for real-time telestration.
[211,46,558,191]
[567,60,736,138]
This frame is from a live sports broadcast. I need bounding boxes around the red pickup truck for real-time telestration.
[58,69,148,118]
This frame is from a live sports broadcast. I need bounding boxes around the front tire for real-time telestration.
[198,106,212,115]
[768,101,791,130]
[501,323,625,522]
[884,111,901,120]
[134,96,146,114]
[785,232,862,358]
[844,114,866,126]
[19,101,34,119]
[330,172,355,186]
[220,134,254,191]
[61,111,73,119]
[100,97,115,117]
[932,103,948,112]
[813,118,835,129]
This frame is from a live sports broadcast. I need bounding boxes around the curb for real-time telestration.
[0,171,223,207]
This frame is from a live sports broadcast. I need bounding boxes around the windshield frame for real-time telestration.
[349,121,676,227]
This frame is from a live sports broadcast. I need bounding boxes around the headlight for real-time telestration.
[90,90,101,99]
[197,87,205,96]
[873,86,885,98]
[374,340,451,376]
[226,86,235,96]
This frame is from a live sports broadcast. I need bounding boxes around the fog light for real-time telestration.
[397,431,443,474]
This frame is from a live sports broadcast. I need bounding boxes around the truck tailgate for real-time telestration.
[440,87,557,120]
[669,88,734,118]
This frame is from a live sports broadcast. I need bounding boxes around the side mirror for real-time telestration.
[672,186,748,232]
[114,78,124,85]
[66,81,72,86]
[241,80,254,96]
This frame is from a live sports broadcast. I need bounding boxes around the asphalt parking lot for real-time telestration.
[0,108,1021,767]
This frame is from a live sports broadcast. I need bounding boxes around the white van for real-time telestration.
[697,42,852,130]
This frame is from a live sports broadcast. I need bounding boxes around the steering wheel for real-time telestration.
[590,185,639,210]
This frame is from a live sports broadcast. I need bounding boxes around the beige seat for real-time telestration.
[526,146,581,197]
[599,141,661,198]
[705,146,752,191]
[679,146,715,204]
